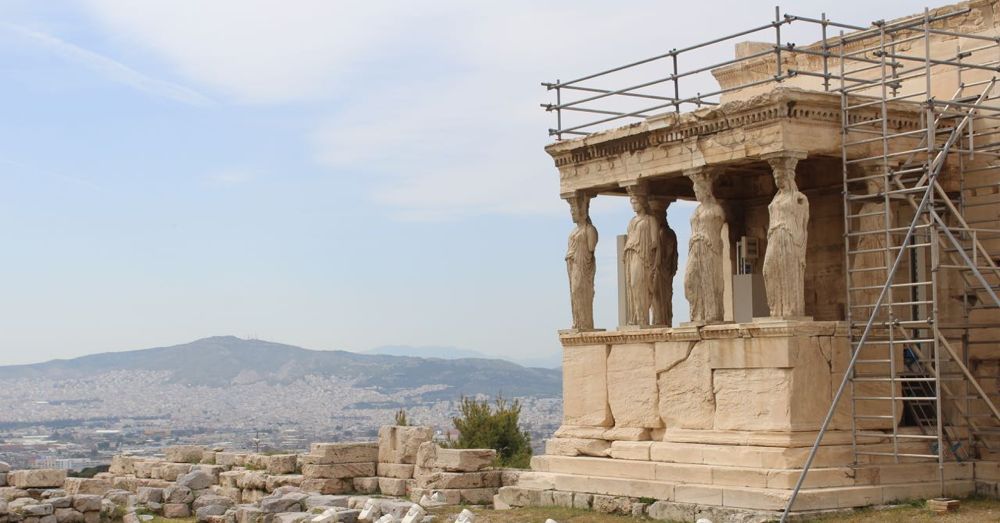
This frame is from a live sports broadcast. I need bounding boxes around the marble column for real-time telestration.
[649,196,678,327]
[565,192,598,330]
[623,185,660,327]
[683,167,726,324]
[762,151,809,319]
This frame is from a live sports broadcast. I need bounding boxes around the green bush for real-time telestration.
[449,395,532,469]
[68,465,109,478]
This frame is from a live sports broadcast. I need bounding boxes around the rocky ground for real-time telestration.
[0,427,513,523]
[135,498,1000,522]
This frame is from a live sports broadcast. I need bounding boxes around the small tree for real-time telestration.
[394,409,409,426]
[450,395,532,468]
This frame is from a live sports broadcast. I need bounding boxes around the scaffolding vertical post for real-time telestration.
[775,6,783,79]
[822,13,830,92]
[556,80,563,141]
[877,19,901,462]
[672,52,680,113]
[931,197,946,497]
[839,30,860,465]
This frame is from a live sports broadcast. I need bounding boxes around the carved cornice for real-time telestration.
[545,88,923,170]
[558,320,845,346]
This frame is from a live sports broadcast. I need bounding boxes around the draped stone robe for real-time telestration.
[624,213,659,326]
[762,190,810,317]
[684,201,726,323]
[653,219,678,326]
[566,222,598,329]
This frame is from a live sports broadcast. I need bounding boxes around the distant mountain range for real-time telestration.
[365,345,561,369]
[0,337,561,400]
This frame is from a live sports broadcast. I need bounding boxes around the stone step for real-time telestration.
[568,439,935,468]
[501,476,977,512]
[658,428,861,447]
[654,441,853,468]
[529,456,976,489]
[537,441,854,469]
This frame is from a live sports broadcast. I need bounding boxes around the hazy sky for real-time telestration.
[0,0,926,365]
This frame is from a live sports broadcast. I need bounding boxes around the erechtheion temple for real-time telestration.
[496,0,1000,520]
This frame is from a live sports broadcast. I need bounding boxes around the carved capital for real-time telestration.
[564,191,594,226]
[762,150,807,176]
[622,180,649,197]
[682,165,722,181]
[684,166,722,204]
[624,183,653,216]
[647,195,674,215]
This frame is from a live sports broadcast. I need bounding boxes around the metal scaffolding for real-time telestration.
[540,4,1000,521]
[788,7,1000,520]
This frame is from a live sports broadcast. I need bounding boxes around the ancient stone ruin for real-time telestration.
[498,0,1000,520]
[0,427,503,523]
[13,1,1000,522]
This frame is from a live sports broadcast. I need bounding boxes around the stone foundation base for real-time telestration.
[496,479,981,521]
[501,457,1000,520]
[495,486,856,522]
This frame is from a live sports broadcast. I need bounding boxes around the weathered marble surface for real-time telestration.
[565,194,598,330]
[684,168,726,324]
[762,153,809,318]
[624,187,659,326]
[650,197,678,327]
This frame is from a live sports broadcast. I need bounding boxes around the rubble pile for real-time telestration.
[0,467,109,523]
[0,426,511,523]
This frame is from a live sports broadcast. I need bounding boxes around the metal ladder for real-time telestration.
[901,346,968,461]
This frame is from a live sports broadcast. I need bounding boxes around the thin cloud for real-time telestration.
[206,168,256,187]
[5,24,212,106]
[0,156,102,190]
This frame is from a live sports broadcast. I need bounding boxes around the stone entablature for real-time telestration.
[546,88,923,196]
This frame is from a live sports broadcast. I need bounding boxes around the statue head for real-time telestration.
[688,169,715,203]
[626,184,650,215]
[648,196,671,218]
[863,174,884,194]
[568,193,592,225]
[774,166,798,193]
[630,194,653,215]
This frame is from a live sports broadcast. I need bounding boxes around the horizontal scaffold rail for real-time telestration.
[541,4,980,140]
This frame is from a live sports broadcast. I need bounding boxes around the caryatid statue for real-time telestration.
[565,193,598,330]
[624,186,660,326]
[762,153,810,318]
[624,185,660,326]
[649,196,678,326]
[684,168,726,324]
